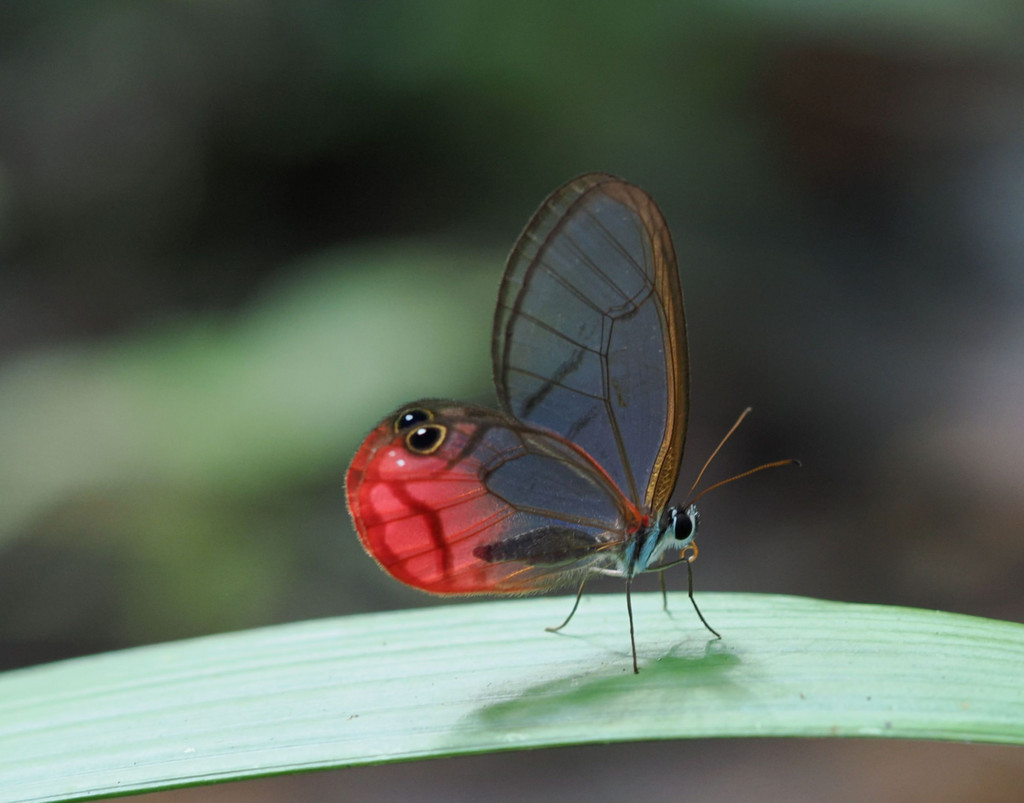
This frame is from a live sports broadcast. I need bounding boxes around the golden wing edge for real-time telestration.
[599,180,689,513]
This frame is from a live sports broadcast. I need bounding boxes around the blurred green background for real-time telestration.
[3,1,1024,800]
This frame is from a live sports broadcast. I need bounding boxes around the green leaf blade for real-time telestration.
[2,593,1023,803]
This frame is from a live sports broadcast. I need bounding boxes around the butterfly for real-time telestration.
[347,173,759,673]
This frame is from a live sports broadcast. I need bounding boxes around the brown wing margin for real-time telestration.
[603,179,689,513]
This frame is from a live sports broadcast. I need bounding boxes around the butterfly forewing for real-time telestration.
[346,402,643,594]
[493,174,688,513]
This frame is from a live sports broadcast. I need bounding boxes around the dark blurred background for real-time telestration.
[2,2,1024,801]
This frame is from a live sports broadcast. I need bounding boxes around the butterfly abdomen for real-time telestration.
[472,525,603,567]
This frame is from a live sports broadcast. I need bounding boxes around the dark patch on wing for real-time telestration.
[520,347,585,417]
[565,404,599,442]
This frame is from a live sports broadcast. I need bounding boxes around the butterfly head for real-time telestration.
[663,503,698,549]
[637,503,700,572]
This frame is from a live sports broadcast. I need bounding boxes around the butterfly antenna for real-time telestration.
[687,407,800,505]
[687,407,752,495]
[690,458,801,505]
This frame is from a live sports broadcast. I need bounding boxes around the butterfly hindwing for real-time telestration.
[346,401,644,594]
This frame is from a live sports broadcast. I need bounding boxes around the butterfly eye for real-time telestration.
[663,504,698,543]
[405,424,447,455]
[394,407,433,433]
[675,504,699,542]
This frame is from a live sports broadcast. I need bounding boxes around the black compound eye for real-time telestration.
[675,515,695,540]
[394,407,432,433]
[675,505,699,541]
[664,505,698,541]
[405,424,447,455]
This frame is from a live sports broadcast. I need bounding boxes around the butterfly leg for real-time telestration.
[626,578,638,674]
[685,556,721,639]
[646,547,721,639]
[546,576,589,633]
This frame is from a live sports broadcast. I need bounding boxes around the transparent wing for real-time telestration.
[346,401,643,594]
[493,173,688,513]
